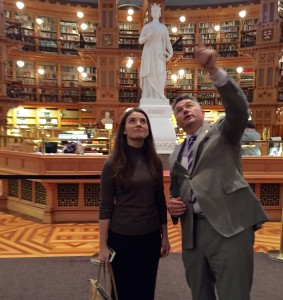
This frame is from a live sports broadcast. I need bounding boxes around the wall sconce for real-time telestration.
[16,1,25,10]
[36,18,43,25]
[77,66,84,73]
[171,74,178,82]
[128,8,134,15]
[77,11,84,19]
[214,25,220,32]
[17,60,25,67]
[179,16,186,23]
[171,27,178,33]
[239,10,247,18]
[178,69,185,79]
[105,123,113,130]
[126,57,133,68]
[80,23,88,31]
[127,15,133,22]
[236,66,243,74]
[38,67,45,75]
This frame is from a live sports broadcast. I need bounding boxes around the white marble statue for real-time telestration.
[101,111,113,126]
[139,3,173,99]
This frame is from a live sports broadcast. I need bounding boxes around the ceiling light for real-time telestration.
[16,1,25,10]
[16,60,25,67]
[77,11,84,19]
[179,16,186,23]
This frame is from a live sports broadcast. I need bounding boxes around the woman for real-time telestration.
[99,107,170,300]
[139,3,173,99]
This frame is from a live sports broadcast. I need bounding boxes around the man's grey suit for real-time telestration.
[169,79,268,300]
[169,79,268,250]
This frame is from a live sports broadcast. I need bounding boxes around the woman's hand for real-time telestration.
[160,235,170,258]
[99,246,110,264]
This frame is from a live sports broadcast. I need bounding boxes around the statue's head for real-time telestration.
[151,3,161,18]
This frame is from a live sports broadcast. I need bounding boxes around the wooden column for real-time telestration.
[95,0,119,105]
[240,0,283,137]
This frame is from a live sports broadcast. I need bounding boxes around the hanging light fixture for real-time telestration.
[172,27,178,33]
[17,60,25,67]
[36,18,43,25]
[239,10,247,19]
[77,66,84,73]
[126,57,133,68]
[77,11,84,19]
[178,69,185,78]
[171,74,178,82]
[80,23,88,31]
[214,25,220,32]
[38,67,45,75]
[128,8,134,16]
[179,16,186,23]
[236,66,244,74]
[16,1,25,10]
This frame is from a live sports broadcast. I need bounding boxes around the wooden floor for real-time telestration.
[0,210,282,258]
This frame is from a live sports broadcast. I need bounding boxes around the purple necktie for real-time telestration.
[187,135,197,174]
[187,135,197,203]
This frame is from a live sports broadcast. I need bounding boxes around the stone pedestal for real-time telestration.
[139,97,176,154]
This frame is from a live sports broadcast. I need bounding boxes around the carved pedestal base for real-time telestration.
[139,97,176,154]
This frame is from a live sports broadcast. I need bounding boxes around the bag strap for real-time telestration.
[94,262,118,300]
[108,263,118,300]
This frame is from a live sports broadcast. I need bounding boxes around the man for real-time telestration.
[241,120,261,156]
[168,44,268,300]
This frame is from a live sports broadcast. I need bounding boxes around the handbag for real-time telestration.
[89,253,118,300]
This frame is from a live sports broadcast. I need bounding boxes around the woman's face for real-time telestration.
[124,111,149,146]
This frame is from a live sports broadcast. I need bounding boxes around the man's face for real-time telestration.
[173,99,204,132]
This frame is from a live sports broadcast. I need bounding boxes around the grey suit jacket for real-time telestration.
[169,79,269,250]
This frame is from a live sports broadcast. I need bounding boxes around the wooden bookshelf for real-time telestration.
[37,15,58,53]
[119,23,140,50]
[60,20,80,55]
[119,66,139,103]
[219,20,240,57]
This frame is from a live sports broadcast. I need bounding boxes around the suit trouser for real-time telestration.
[182,216,255,300]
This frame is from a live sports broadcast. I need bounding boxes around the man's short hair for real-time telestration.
[171,94,199,110]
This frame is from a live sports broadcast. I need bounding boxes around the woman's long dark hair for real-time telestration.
[111,107,162,187]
